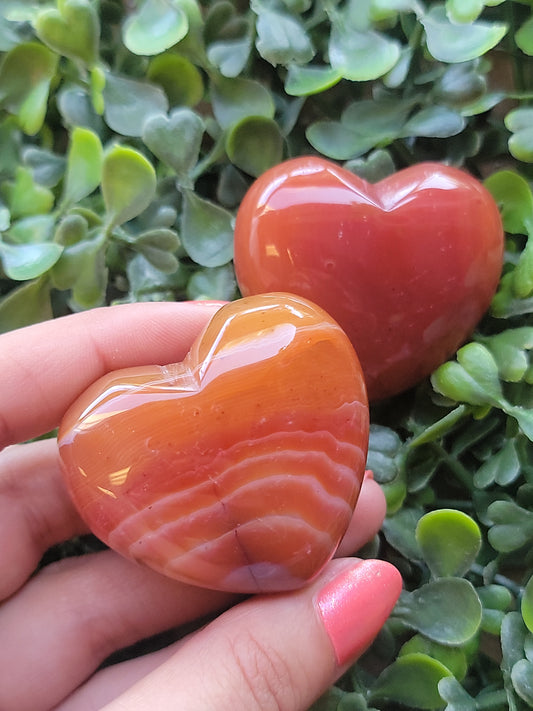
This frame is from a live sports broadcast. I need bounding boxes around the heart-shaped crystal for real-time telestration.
[58,294,369,593]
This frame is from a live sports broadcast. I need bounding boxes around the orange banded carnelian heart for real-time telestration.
[58,294,369,593]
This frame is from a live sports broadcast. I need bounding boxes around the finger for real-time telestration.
[100,558,402,711]
[0,550,238,711]
[336,471,386,557]
[0,439,87,600]
[0,301,223,449]
[56,519,393,711]
[0,468,385,711]
[56,643,179,711]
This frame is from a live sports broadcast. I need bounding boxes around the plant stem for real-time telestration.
[433,443,475,492]
[476,689,510,710]
[507,1,527,95]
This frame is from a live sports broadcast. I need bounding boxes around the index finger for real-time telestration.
[0,301,223,449]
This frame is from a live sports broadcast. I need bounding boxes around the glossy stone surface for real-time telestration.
[58,293,369,593]
[234,158,504,401]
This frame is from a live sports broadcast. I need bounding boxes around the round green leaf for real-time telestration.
[217,163,249,208]
[142,108,204,181]
[445,0,483,24]
[54,213,89,246]
[69,234,107,309]
[437,62,487,106]
[211,76,275,129]
[382,507,423,560]
[306,121,375,160]
[127,252,188,300]
[371,653,452,709]
[226,116,283,177]
[134,228,180,273]
[254,7,314,66]
[522,574,533,634]
[479,585,514,615]
[488,501,533,552]
[0,277,52,334]
[103,72,169,138]
[416,509,481,578]
[512,659,533,705]
[309,97,413,158]
[505,108,533,134]
[457,343,503,398]
[0,240,63,280]
[401,105,465,138]
[366,424,402,483]
[284,64,342,97]
[509,128,533,163]
[345,149,396,184]
[186,263,237,301]
[34,0,99,66]
[2,166,55,219]
[384,46,412,88]
[329,23,400,81]
[484,169,533,235]
[400,635,468,680]
[475,438,521,488]
[102,145,156,229]
[51,233,102,291]
[0,14,27,51]
[395,578,482,644]
[0,42,58,135]
[203,0,240,44]
[422,6,508,63]
[501,611,528,674]
[147,53,204,107]
[123,0,188,56]
[8,215,55,244]
[180,189,233,267]
[516,15,533,56]
[57,86,103,133]
[23,147,66,188]
[62,127,103,207]
[207,37,252,78]
[431,342,503,407]
[382,477,407,514]
[437,677,476,711]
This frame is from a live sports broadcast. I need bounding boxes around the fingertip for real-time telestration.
[336,476,387,556]
[315,559,402,668]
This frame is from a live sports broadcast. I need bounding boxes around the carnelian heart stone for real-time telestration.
[234,158,504,401]
[58,293,369,593]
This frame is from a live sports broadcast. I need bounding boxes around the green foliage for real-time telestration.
[416,510,481,578]
[3,0,533,708]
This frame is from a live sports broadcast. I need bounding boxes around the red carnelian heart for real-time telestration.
[58,293,369,593]
[234,158,504,401]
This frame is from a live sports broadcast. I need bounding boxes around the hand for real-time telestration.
[0,302,402,711]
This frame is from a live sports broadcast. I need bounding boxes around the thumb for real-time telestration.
[102,558,402,711]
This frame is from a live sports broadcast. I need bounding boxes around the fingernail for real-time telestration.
[363,469,374,481]
[316,559,402,667]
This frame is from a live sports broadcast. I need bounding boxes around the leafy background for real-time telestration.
[2,0,533,708]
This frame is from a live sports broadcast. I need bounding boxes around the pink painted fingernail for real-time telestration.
[364,469,374,481]
[316,559,402,667]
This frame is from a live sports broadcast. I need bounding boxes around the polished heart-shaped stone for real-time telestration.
[58,294,369,593]
[234,158,504,401]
